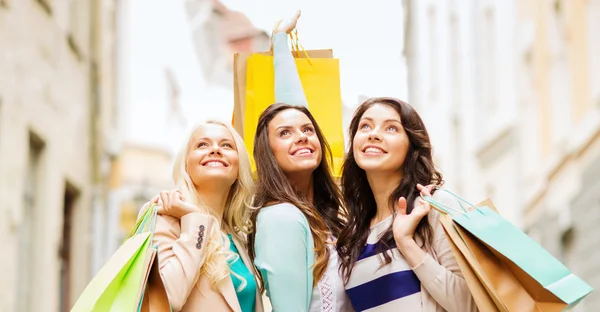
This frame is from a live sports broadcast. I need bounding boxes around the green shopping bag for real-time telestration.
[423,189,593,311]
[71,204,169,312]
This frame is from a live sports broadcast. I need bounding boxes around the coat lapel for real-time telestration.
[217,276,242,312]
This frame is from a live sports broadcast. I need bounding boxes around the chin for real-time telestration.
[200,168,233,178]
[199,174,236,185]
[286,162,319,173]
[356,159,386,171]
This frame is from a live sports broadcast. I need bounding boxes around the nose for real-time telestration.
[209,144,222,155]
[368,131,382,142]
[295,131,308,144]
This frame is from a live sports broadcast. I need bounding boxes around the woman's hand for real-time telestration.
[392,184,433,250]
[156,190,204,219]
[275,10,301,34]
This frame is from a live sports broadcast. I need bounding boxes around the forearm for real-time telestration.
[273,32,308,108]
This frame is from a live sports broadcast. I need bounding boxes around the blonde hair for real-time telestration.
[172,120,255,289]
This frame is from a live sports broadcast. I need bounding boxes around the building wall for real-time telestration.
[407,0,600,309]
[105,0,270,259]
[0,0,116,311]
[522,1,600,308]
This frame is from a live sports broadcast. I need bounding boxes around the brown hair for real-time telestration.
[336,97,443,283]
[247,103,347,290]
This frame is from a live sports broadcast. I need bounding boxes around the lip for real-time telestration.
[361,145,387,154]
[290,146,315,156]
[201,159,229,167]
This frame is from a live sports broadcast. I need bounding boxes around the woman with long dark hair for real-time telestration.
[269,10,476,310]
[247,12,352,312]
[335,98,477,312]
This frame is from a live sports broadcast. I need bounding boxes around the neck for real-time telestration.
[195,184,231,223]
[366,170,403,225]
[287,171,314,204]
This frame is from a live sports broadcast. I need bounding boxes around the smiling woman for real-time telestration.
[267,107,322,174]
[247,103,351,312]
[137,120,264,312]
[185,124,238,180]
[336,98,478,312]
[242,10,352,312]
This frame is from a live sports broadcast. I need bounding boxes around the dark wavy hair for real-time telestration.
[247,103,347,290]
[336,97,443,283]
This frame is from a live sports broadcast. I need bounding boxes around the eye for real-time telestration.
[359,123,371,130]
[386,125,398,132]
[280,129,291,136]
[221,142,234,148]
[197,142,209,148]
[303,127,314,133]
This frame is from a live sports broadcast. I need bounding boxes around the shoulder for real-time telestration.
[257,203,309,228]
[254,203,311,246]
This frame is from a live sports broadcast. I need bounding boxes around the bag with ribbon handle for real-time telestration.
[70,204,171,312]
[422,189,593,312]
[232,23,344,176]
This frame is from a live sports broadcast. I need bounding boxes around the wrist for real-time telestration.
[395,237,417,252]
[273,32,288,39]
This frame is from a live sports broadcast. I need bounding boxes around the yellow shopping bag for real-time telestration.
[234,32,344,176]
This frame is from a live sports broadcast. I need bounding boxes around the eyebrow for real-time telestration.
[275,123,313,131]
[361,117,402,123]
[192,137,234,144]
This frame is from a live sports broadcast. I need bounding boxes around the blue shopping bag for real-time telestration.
[424,189,593,311]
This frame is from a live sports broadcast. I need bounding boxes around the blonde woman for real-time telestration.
[138,120,263,312]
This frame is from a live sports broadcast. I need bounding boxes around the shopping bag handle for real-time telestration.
[421,194,467,217]
[270,21,313,66]
[124,203,159,242]
[421,188,483,218]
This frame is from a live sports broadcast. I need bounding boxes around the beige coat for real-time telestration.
[139,202,264,312]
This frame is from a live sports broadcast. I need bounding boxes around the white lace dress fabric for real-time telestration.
[308,243,353,312]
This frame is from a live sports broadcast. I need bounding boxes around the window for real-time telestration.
[450,15,463,193]
[67,0,89,60]
[547,0,570,146]
[483,8,497,113]
[428,7,438,102]
[59,183,79,312]
[36,0,52,15]
[17,132,45,312]
[450,15,461,107]
[588,0,600,108]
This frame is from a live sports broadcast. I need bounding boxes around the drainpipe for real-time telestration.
[89,0,106,275]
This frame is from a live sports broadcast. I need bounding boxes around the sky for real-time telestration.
[121,0,409,153]
[219,0,410,102]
